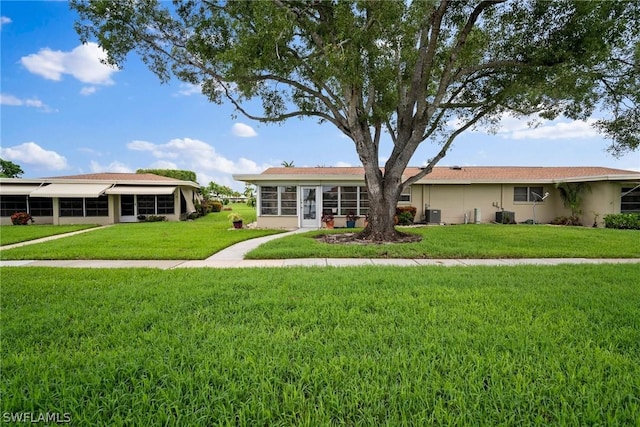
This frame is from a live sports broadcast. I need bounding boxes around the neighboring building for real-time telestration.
[0,173,200,225]
[234,166,640,228]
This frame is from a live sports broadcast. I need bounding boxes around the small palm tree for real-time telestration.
[281,160,295,167]
[555,182,591,225]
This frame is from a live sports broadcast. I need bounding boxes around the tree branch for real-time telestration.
[403,105,495,187]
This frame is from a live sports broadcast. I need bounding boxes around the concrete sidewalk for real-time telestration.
[0,225,110,251]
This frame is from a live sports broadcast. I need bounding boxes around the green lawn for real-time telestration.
[0,224,98,246]
[2,265,639,425]
[247,225,640,259]
[0,205,282,260]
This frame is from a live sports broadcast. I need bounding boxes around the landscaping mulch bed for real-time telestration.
[315,232,422,245]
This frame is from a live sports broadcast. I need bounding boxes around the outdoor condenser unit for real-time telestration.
[425,209,441,224]
[495,211,515,224]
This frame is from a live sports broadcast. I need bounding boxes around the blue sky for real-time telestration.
[2,1,638,190]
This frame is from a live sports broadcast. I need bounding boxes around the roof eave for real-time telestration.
[234,174,366,183]
[45,178,200,188]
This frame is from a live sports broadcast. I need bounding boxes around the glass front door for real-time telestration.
[120,195,137,222]
[301,187,319,227]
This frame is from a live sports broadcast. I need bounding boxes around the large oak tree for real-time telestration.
[72,0,639,241]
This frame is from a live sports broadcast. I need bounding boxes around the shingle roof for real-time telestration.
[258,166,639,183]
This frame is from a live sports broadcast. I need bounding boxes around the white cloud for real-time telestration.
[0,142,68,170]
[127,137,272,185]
[21,42,118,85]
[0,16,11,29]
[506,119,599,140]
[1,93,53,112]
[1,94,22,106]
[175,83,202,96]
[334,161,352,167]
[231,123,258,138]
[448,113,600,141]
[150,160,179,169]
[127,140,157,151]
[89,160,133,173]
[80,86,97,96]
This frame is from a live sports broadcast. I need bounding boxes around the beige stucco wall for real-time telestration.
[409,182,625,226]
[501,185,556,224]
[579,181,622,227]
[1,216,54,226]
[250,181,629,228]
[256,216,299,229]
[411,184,558,224]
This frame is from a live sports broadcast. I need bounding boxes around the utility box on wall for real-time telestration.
[425,209,441,224]
[496,211,515,224]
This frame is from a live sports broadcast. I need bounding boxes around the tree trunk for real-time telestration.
[354,166,421,243]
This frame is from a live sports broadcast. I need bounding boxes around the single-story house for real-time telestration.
[0,173,200,225]
[233,166,640,228]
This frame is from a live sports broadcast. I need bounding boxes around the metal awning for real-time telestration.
[105,186,176,195]
[30,183,111,198]
[181,188,196,213]
[0,185,42,195]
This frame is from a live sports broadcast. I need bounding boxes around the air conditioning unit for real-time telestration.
[496,211,515,224]
[425,209,441,224]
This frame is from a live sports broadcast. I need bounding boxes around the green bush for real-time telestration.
[10,212,33,225]
[604,213,640,230]
[210,200,223,212]
[396,211,414,225]
[550,215,581,226]
[396,206,417,222]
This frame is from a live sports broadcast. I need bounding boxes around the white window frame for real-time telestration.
[259,185,298,216]
[514,186,545,203]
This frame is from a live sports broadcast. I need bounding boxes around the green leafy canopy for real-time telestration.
[72,1,638,240]
[72,0,639,156]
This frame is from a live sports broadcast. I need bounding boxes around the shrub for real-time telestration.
[145,215,167,222]
[10,212,33,225]
[551,215,582,226]
[210,200,223,212]
[396,211,414,225]
[396,206,417,218]
[604,213,640,230]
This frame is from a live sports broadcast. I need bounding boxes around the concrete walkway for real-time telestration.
[1,257,639,269]
[1,226,639,269]
[0,225,111,251]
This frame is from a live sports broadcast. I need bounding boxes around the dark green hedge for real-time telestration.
[604,213,640,230]
[137,169,197,182]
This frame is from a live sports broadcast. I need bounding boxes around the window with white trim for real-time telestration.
[156,195,175,214]
[137,195,175,215]
[29,198,53,216]
[339,186,358,215]
[260,186,278,215]
[514,186,545,202]
[260,186,298,215]
[399,186,411,202]
[322,186,369,216]
[621,186,640,213]
[60,197,108,217]
[0,195,27,216]
[280,186,297,215]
